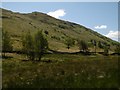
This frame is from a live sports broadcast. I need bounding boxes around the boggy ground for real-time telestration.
[2,53,119,88]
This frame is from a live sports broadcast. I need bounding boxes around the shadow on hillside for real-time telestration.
[49,49,120,56]
[48,49,92,55]
[22,59,54,63]
[2,56,13,59]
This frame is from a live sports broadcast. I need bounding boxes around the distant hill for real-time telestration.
[1,8,119,52]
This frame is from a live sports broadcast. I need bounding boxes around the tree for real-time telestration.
[78,40,88,52]
[91,40,97,53]
[44,30,49,35]
[34,31,48,60]
[22,31,48,61]
[98,41,104,49]
[104,44,110,55]
[115,44,120,54]
[2,30,13,57]
[22,31,34,60]
[65,38,75,49]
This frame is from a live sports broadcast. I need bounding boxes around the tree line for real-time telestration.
[2,30,120,60]
[64,37,120,55]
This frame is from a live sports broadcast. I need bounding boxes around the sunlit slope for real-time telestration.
[2,8,119,52]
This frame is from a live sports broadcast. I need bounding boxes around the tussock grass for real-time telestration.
[2,53,119,88]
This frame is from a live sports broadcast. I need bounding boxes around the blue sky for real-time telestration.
[1,2,119,41]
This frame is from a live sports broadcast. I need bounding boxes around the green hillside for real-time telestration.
[1,8,119,88]
[1,8,119,52]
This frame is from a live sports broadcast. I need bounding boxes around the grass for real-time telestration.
[2,8,119,52]
[1,8,120,89]
[2,53,119,88]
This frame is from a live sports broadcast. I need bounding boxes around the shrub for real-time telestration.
[65,38,75,49]
[77,40,88,52]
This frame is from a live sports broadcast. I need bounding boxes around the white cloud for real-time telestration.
[47,9,66,19]
[105,31,120,40]
[94,25,107,29]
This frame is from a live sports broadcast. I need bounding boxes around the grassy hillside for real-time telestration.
[1,8,119,89]
[1,8,119,52]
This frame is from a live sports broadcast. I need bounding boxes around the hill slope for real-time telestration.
[1,8,119,52]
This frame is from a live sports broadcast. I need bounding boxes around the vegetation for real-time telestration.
[65,38,75,49]
[22,31,34,60]
[98,41,104,49]
[44,30,49,35]
[78,40,88,52]
[114,44,120,54]
[34,31,48,60]
[2,8,119,52]
[91,40,97,53]
[2,30,13,57]
[104,44,110,55]
[1,8,120,89]
[2,53,119,88]
[22,31,48,61]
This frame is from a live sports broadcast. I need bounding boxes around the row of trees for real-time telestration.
[2,30,48,60]
[64,38,119,55]
[91,40,111,55]
[65,38,88,52]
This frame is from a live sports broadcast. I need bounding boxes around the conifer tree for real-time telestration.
[2,30,13,57]
[34,31,48,60]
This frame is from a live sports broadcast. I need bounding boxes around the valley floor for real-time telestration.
[2,53,119,88]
